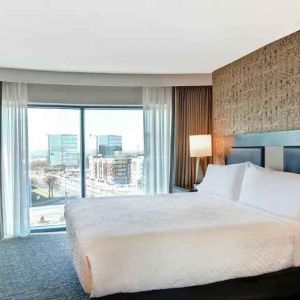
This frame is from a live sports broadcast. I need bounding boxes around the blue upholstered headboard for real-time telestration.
[225,130,300,174]
[283,146,300,174]
[225,147,265,167]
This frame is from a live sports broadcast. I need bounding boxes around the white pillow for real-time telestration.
[239,164,300,219]
[196,162,250,201]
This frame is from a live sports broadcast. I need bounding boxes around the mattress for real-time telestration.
[65,192,300,298]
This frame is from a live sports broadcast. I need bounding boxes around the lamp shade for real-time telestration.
[189,135,212,157]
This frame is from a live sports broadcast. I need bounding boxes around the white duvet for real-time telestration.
[65,192,300,298]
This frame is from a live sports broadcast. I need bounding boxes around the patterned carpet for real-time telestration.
[1,233,300,300]
[0,233,89,300]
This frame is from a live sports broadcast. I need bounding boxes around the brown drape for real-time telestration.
[175,86,212,190]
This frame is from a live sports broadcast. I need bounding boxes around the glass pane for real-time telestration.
[28,108,81,228]
[85,109,144,197]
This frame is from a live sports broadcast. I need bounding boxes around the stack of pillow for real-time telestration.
[197,162,300,219]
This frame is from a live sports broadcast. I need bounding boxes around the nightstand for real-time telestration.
[172,186,198,193]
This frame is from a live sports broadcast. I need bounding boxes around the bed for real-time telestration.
[65,130,300,299]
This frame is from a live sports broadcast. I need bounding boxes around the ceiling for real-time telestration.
[0,0,299,74]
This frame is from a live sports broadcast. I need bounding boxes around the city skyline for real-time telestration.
[28,109,145,228]
[28,108,144,153]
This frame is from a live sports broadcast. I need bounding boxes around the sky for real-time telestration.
[28,108,144,153]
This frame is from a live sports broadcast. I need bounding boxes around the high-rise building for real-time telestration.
[48,134,79,167]
[96,135,122,156]
[89,155,132,185]
[131,156,144,188]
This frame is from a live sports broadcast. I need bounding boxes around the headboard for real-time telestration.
[225,147,265,167]
[225,130,300,174]
[284,146,300,173]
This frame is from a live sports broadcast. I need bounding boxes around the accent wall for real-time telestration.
[212,30,300,163]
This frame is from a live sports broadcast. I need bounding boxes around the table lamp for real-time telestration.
[189,135,212,184]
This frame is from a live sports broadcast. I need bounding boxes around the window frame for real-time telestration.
[28,103,143,232]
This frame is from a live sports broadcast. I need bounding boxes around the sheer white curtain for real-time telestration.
[143,87,173,194]
[1,82,30,238]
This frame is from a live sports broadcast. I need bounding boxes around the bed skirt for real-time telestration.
[100,267,300,300]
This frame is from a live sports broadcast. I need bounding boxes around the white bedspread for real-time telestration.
[65,192,300,298]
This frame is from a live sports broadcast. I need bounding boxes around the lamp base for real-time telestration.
[195,157,204,184]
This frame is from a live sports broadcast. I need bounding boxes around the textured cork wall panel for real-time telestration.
[212,30,300,163]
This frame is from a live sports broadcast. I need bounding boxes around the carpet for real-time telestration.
[0,233,89,300]
[1,233,300,300]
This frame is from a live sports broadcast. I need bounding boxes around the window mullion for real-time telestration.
[80,108,86,198]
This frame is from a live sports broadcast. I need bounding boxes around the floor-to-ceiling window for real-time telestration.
[28,108,81,229]
[85,109,144,197]
[28,105,144,230]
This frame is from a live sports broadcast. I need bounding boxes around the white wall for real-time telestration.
[2,67,212,105]
[0,68,212,87]
[28,84,142,105]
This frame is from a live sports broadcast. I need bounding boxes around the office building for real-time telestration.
[48,134,79,167]
[89,155,132,185]
[96,135,122,156]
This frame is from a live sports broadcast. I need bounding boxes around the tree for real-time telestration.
[44,175,59,198]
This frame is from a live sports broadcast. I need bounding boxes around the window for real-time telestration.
[28,106,144,230]
[85,109,144,197]
[28,108,81,229]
